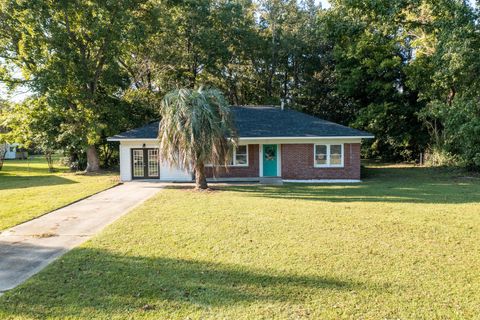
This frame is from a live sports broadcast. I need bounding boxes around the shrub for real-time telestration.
[423,146,459,167]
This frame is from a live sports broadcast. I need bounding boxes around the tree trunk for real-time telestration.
[0,143,6,171]
[195,162,208,190]
[86,145,100,172]
[69,151,79,171]
[45,151,54,172]
[447,86,456,106]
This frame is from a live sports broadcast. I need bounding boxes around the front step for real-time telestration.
[259,177,283,185]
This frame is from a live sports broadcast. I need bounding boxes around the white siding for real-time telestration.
[4,143,18,160]
[118,140,192,182]
[159,162,192,181]
[119,143,132,181]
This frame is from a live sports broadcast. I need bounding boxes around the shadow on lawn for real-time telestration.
[186,166,480,204]
[1,164,69,174]
[0,175,77,190]
[0,246,375,317]
[220,183,480,204]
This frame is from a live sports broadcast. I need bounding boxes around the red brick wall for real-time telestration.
[204,143,361,180]
[205,144,259,178]
[281,143,361,180]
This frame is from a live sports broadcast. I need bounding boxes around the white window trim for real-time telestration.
[230,145,249,167]
[314,144,344,168]
[205,145,249,167]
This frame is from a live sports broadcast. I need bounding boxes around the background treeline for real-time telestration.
[1,0,479,170]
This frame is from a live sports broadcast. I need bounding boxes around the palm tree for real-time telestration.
[158,87,237,189]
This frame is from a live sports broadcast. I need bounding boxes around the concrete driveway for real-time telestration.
[0,182,163,294]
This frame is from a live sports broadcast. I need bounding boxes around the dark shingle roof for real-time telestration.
[108,106,373,140]
[232,106,372,138]
[110,121,160,140]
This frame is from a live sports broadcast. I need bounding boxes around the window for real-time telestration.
[314,145,327,165]
[314,144,343,167]
[233,145,248,166]
[9,147,15,152]
[206,145,249,167]
[147,149,159,177]
[330,145,342,165]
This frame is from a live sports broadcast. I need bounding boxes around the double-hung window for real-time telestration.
[314,144,344,167]
[230,145,248,166]
[205,145,248,167]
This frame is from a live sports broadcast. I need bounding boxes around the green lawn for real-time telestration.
[0,156,119,231]
[1,165,480,319]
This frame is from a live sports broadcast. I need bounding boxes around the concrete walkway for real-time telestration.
[0,182,163,294]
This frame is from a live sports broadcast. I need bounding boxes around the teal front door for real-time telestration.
[263,144,278,177]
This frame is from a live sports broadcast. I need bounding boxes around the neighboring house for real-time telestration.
[108,106,374,183]
[4,143,19,160]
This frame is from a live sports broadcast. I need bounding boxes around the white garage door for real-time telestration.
[160,161,192,181]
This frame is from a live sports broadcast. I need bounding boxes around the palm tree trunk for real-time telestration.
[195,162,208,189]
[86,145,100,172]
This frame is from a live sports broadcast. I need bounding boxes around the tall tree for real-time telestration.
[2,97,62,171]
[325,0,430,161]
[411,0,480,167]
[0,99,8,170]
[128,0,261,105]
[0,0,151,171]
[1,0,478,169]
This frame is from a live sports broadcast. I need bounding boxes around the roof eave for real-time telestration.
[106,137,159,142]
[239,135,374,140]
[107,135,374,142]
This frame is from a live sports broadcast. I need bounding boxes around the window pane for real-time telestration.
[147,149,159,177]
[330,145,342,165]
[315,145,327,165]
[133,150,144,177]
[235,155,247,165]
[236,145,247,155]
[234,145,248,165]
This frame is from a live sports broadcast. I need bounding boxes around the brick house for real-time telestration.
[108,106,373,183]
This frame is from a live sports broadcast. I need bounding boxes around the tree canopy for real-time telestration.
[1,0,479,169]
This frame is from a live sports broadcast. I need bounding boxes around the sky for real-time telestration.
[318,0,331,9]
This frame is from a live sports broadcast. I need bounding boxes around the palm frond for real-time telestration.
[158,87,237,172]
